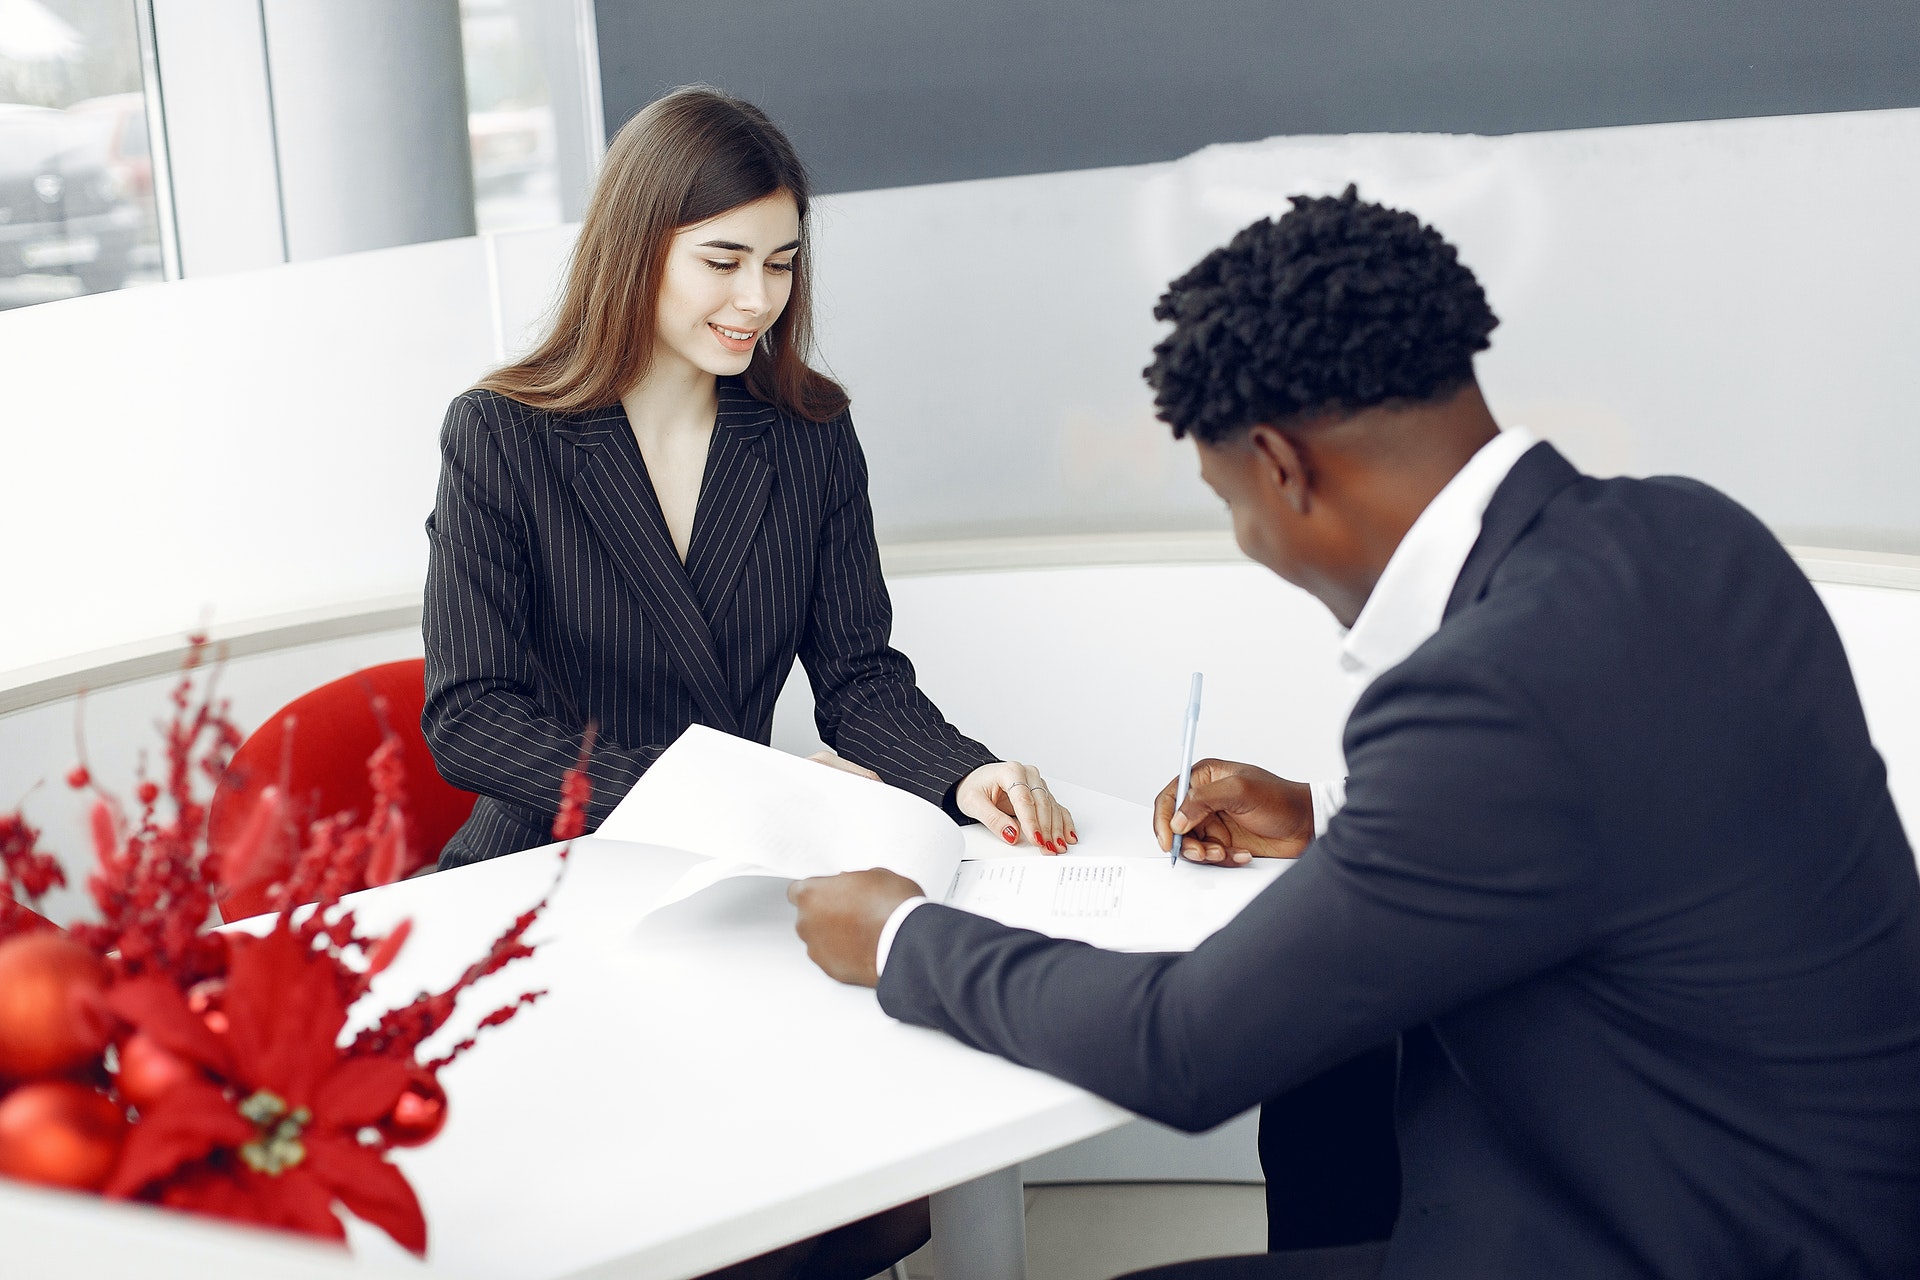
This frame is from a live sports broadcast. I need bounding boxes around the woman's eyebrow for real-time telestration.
[696,238,802,253]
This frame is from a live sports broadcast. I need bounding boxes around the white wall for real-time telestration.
[810,568,1920,845]
[0,237,490,679]
[490,110,1920,550]
[807,109,1920,549]
[3,108,1918,676]
[1820,582,1920,830]
[486,221,579,361]
[772,564,1352,794]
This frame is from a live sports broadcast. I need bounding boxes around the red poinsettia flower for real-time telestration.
[103,921,427,1255]
[0,644,582,1252]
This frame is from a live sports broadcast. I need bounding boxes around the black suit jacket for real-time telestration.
[880,444,1920,1278]
[423,379,996,867]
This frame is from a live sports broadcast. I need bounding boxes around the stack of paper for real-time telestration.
[596,726,1289,952]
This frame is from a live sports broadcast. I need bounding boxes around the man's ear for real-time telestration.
[1245,423,1311,514]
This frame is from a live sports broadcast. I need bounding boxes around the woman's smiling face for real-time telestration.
[651,190,801,382]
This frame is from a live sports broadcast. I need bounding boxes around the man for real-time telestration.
[788,188,1920,1278]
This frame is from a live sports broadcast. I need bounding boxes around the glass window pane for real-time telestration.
[460,0,562,234]
[0,0,165,310]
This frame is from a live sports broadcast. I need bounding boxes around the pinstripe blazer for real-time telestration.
[423,378,997,868]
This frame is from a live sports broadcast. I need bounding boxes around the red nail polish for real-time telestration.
[1003,827,1017,844]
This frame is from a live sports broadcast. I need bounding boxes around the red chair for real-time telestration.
[207,659,477,921]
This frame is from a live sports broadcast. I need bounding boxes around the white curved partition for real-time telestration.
[4,546,1914,1193]
[6,542,1916,920]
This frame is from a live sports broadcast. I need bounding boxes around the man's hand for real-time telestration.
[1153,759,1315,864]
[788,868,924,987]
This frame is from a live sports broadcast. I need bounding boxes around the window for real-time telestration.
[0,0,166,310]
[461,0,564,234]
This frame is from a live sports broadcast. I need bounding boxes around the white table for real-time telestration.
[1,1175,423,1279]
[339,835,1131,1278]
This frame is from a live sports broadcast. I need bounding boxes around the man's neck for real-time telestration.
[1314,384,1503,626]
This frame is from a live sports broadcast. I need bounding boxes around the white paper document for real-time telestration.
[597,725,965,910]
[600,726,1288,951]
[941,854,1281,952]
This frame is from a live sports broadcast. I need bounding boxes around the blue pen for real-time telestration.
[1170,672,1203,866]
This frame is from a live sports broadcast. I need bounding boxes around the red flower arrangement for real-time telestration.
[0,638,588,1256]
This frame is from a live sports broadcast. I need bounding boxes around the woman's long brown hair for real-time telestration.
[476,86,848,422]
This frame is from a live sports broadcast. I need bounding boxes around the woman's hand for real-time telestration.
[955,761,1077,853]
[808,749,881,781]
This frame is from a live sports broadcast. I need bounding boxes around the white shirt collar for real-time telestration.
[1339,427,1538,681]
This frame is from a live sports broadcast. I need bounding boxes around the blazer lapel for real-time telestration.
[1444,441,1582,620]
[685,380,776,626]
[565,405,743,735]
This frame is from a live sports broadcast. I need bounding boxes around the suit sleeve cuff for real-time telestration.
[940,753,999,824]
[875,896,931,976]
[1309,777,1348,836]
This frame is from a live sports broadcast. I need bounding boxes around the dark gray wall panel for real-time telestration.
[593,0,1920,193]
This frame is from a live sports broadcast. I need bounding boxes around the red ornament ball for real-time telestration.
[64,767,89,790]
[0,1080,127,1191]
[0,933,111,1082]
[378,1066,448,1148]
[186,979,229,1037]
[113,1033,200,1110]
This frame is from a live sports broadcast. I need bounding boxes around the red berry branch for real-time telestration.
[0,638,589,1258]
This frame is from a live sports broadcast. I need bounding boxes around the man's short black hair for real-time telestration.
[1143,185,1499,443]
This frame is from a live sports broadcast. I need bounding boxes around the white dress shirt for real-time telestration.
[1306,426,1537,833]
[877,428,1540,976]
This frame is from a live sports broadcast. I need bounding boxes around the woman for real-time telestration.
[424,85,1074,866]
[420,87,1073,1277]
